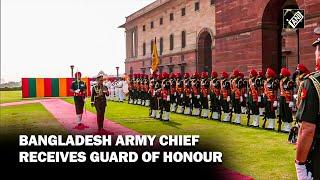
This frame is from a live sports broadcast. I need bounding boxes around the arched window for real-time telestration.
[170,34,174,50]
[160,37,163,55]
[143,42,146,56]
[181,31,186,48]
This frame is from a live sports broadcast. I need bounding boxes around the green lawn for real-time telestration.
[64,98,296,180]
[0,91,23,104]
[0,103,67,140]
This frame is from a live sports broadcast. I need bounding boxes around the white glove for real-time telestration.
[295,163,313,180]
[227,96,230,102]
[218,96,221,100]
[289,101,294,108]
[197,95,200,99]
[258,96,262,102]
[273,101,278,107]
[181,94,184,98]
[207,95,210,99]
[293,94,298,100]
[189,94,192,98]
[240,96,243,102]
[75,89,80,93]
[244,93,248,98]
[167,96,170,101]
[174,92,177,96]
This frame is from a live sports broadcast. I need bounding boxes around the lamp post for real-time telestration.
[116,66,119,78]
[70,65,74,78]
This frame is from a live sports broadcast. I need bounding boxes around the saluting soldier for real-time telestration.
[248,69,260,127]
[91,73,109,133]
[294,28,320,180]
[279,68,295,133]
[209,71,221,120]
[221,71,231,122]
[70,71,87,128]
[263,68,278,130]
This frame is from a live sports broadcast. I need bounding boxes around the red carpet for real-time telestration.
[40,99,140,135]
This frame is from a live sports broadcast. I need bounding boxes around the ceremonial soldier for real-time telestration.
[70,71,87,128]
[239,73,247,114]
[170,73,178,112]
[176,74,185,114]
[200,72,210,118]
[161,72,171,121]
[295,28,320,180]
[279,68,295,133]
[230,69,242,124]
[128,74,134,104]
[91,73,109,133]
[248,69,260,127]
[144,75,150,107]
[263,68,278,130]
[221,71,231,122]
[258,71,266,116]
[192,72,201,116]
[209,71,221,120]
[137,74,143,105]
[149,74,157,118]
[184,73,193,115]
[154,74,162,119]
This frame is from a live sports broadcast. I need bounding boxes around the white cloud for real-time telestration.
[1,0,154,81]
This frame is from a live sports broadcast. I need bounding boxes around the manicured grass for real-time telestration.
[0,91,23,104]
[0,103,67,140]
[64,98,296,180]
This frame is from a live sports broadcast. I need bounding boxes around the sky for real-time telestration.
[1,0,154,82]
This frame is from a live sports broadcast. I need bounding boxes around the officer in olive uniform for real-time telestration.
[70,71,87,127]
[295,28,320,180]
[91,73,109,132]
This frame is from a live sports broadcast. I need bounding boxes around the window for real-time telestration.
[210,0,215,5]
[160,37,163,55]
[181,31,186,48]
[143,43,146,56]
[143,25,146,31]
[160,17,163,25]
[181,54,185,62]
[169,66,174,74]
[181,8,186,16]
[142,61,145,67]
[159,66,163,74]
[151,21,154,29]
[141,69,146,74]
[180,66,185,74]
[150,40,154,54]
[195,2,200,11]
[130,67,133,75]
[170,13,174,21]
[170,34,174,50]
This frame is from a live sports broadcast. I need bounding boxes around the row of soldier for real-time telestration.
[127,64,310,133]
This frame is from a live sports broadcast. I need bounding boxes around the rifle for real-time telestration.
[262,113,267,129]
[277,104,282,132]
[229,95,234,124]
[246,84,251,126]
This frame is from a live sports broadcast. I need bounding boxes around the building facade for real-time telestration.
[120,0,320,75]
